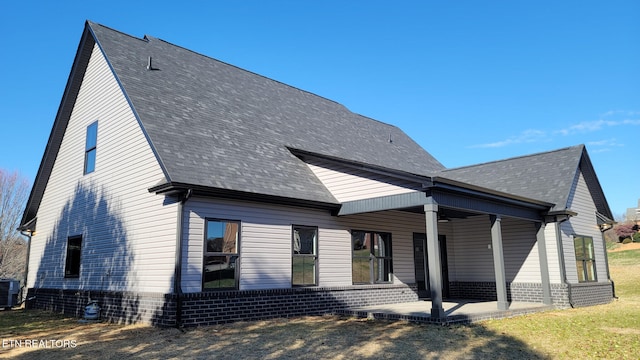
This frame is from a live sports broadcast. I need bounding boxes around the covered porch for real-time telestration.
[338,177,560,321]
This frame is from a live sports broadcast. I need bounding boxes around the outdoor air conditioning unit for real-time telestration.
[0,279,20,309]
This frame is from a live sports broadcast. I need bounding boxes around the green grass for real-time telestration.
[482,248,640,359]
[0,308,78,335]
[605,241,620,250]
[607,248,640,266]
[609,249,640,298]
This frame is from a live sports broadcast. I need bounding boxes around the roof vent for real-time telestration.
[388,133,393,143]
[146,56,159,71]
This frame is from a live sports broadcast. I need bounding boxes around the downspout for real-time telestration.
[599,225,617,299]
[554,217,573,307]
[19,229,33,304]
[174,189,192,329]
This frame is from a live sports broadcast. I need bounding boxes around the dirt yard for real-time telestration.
[2,246,638,359]
[0,312,545,359]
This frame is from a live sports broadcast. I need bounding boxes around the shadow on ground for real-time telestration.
[1,313,547,359]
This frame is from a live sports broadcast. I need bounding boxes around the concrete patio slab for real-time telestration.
[335,300,555,325]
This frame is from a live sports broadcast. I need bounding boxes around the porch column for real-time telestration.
[490,215,509,310]
[536,222,552,305]
[424,200,445,319]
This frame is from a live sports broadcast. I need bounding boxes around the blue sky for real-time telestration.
[1,1,638,218]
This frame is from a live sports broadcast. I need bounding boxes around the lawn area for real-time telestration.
[1,248,638,359]
[481,247,640,359]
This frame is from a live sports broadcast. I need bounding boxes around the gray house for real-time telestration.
[20,21,614,326]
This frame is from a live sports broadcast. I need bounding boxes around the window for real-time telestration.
[84,122,98,174]
[64,236,82,278]
[574,235,596,282]
[203,219,240,289]
[351,230,392,284]
[292,225,317,286]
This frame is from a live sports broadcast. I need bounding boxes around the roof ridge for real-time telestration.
[87,20,149,45]
[89,21,349,111]
[443,144,584,172]
[88,21,413,135]
[144,35,351,111]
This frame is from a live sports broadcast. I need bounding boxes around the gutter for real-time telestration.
[174,189,192,330]
[17,217,37,304]
[598,219,617,300]
[149,182,340,212]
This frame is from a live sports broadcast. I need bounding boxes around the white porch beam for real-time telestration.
[424,200,445,319]
[490,215,509,311]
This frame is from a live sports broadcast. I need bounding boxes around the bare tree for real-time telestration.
[0,169,30,281]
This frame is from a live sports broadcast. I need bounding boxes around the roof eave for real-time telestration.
[149,182,341,212]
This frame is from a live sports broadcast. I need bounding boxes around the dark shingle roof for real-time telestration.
[440,144,612,217]
[21,21,614,228]
[88,22,444,204]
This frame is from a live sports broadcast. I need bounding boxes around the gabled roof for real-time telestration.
[21,21,445,226]
[21,21,614,229]
[440,144,614,219]
[89,22,444,200]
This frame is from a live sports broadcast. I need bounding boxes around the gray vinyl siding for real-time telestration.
[27,44,176,293]
[182,198,350,292]
[182,197,552,292]
[305,159,421,202]
[501,218,540,283]
[181,194,560,292]
[182,198,434,292]
[449,216,494,281]
[448,215,542,283]
[563,170,608,284]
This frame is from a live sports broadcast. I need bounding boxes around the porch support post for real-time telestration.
[536,222,552,305]
[424,199,445,319]
[490,215,509,310]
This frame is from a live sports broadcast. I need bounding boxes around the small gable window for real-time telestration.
[84,122,98,174]
[65,235,82,278]
[574,235,596,282]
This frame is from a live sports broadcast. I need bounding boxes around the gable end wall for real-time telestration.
[27,43,176,294]
[562,170,609,284]
[305,159,421,202]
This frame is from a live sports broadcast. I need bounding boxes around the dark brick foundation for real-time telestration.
[447,281,605,308]
[26,281,611,326]
[449,282,498,301]
[26,288,175,326]
[27,284,418,327]
[569,282,613,307]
